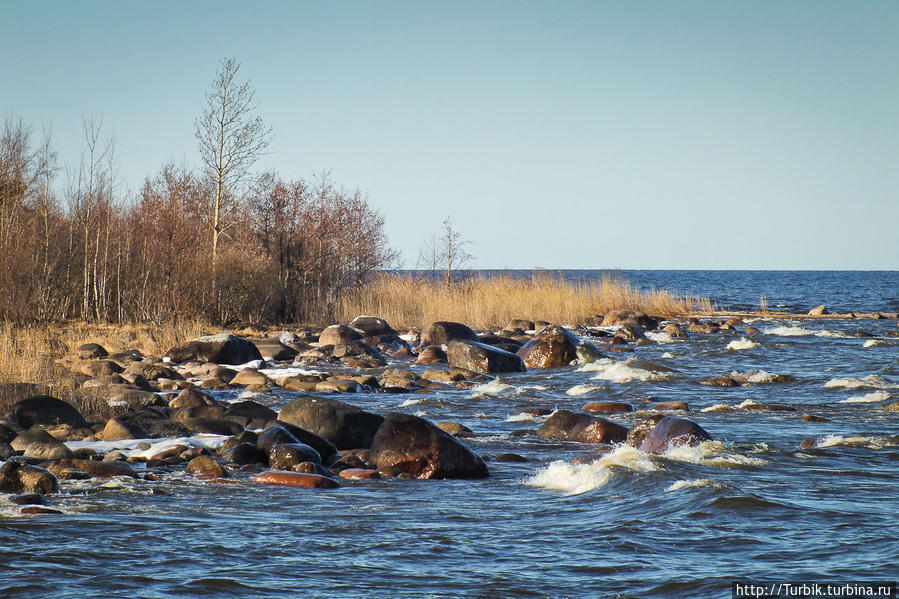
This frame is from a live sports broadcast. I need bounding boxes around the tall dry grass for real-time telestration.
[338,272,713,330]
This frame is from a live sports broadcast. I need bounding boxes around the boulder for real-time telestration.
[9,395,88,429]
[168,387,220,409]
[101,410,190,440]
[269,443,322,470]
[222,401,278,428]
[536,410,628,444]
[123,362,182,381]
[601,310,660,330]
[808,305,829,316]
[76,343,108,360]
[314,379,363,393]
[505,319,535,332]
[416,345,448,364]
[0,461,58,495]
[516,325,580,368]
[165,334,262,365]
[23,440,74,461]
[420,321,479,347]
[221,442,265,465]
[268,421,338,462]
[230,368,273,387]
[446,340,525,374]
[639,416,711,453]
[185,455,229,479]
[625,415,665,448]
[250,340,298,361]
[582,401,634,414]
[369,413,488,479]
[256,425,303,455]
[180,418,245,436]
[318,324,363,347]
[278,397,384,450]
[252,470,339,489]
[350,315,396,337]
[10,426,61,452]
[80,360,124,377]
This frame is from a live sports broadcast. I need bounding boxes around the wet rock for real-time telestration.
[319,324,364,346]
[575,342,607,364]
[222,401,278,428]
[625,415,665,448]
[0,461,59,494]
[639,416,711,453]
[181,418,245,436]
[102,410,190,440]
[808,305,829,316]
[494,453,529,463]
[229,368,273,387]
[801,414,831,423]
[54,459,136,478]
[252,470,339,489]
[185,455,229,479]
[435,421,474,436]
[515,325,580,369]
[267,421,338,462]
[369,413,489,479]
[165,334,262,365]
[0,442,14,460]
[799,439,817,449]
[614,325,646,342]
[8,493,45,505]
[8,395,88,430]
[315,379,363,393]
[76,343,108,360]
[601,310,660,330]
[536,410,628,444]
[883,401,899,413]
[446,340,525,374]
[582,401,634,414]
[417,345,448,364]
[662,323,689,339]
[269,443,322,469]
[701,376,740,387]
[278,397,384,450]
[350,315,396,337]
[739,402,796,412]
[420,321,479,347]
[221,442,265,465]
[745,326,761,335]
[20,506,63,515]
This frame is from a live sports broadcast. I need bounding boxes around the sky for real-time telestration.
[3,1,897,269]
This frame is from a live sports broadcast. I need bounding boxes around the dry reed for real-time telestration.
[338,272,713,330]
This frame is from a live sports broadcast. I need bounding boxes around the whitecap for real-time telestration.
[764,325,813,337]
[400,397,423,407]
[665,479,723,492]
[469,379,515,398]
[661,352,678,359]
[729,370,778,384]
[824,375,895,390]
[700,404,734,413]
[566,384,601,396]
[234,359,265,370]
[66,434,229,458]
[578,358,674,383]
[726,337,759,351]
[526,445,657,495]
[815,435,898,450]
[839,391,892,404]
[264,366,322,381]
[663,440,768,467]
[863,340,887,348]
[505,412,546,423]
[644,331,672,344]
[815,330,850,338]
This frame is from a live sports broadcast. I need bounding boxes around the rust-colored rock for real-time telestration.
[536,410,628,444]
[185,455,229,479]
[651,401,689,411]
[582,401,634,414]
[251,470,339,489]
[516,325,580,369]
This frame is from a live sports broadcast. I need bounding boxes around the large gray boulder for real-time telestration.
[446,340,525,374]
[278,397,384,450]
[165,334,262,365]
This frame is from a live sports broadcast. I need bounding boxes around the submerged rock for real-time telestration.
[252,470,339,489]
[369,413,489,479]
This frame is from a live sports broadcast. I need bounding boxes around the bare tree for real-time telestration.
[195,57,272,313]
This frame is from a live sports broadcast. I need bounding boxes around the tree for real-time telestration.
[195,57,272,314]
[419,216,474,286]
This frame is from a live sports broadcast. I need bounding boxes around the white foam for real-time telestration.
[839,391,893,404]
[764,325,813,337]
[700,403,734,413]
[234,359,265,370]
[264,366,322,381]
[824,375,895,390]
[863,340,887,348]
[469,379,515,398]
[815,435,898,450]
[398,333,417,343]
[730,370,778,384]
[644,331,673,344]
[661,352,677,359]
[236,390,261,400]
[578,358,674,383]
[815,330,850,338]
[505,412,545,423]
[665,479,722,492]
[400,397,423,407]
[566,384,601,396]
[726,337,759,351]
[526,445,657,495]
[663,441,768,467]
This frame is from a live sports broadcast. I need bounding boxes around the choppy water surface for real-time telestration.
[2,272,898,598]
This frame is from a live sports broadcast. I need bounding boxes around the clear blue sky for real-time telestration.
[3,1,897,269]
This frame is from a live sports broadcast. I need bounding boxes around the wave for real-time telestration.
[665,478,723,492]
[815,435,899,449]
[469,379,515,397]
[824,375,896,390]
[66,434,229,458]
[663,441,768,468]
[863,339,889,348]
[578,358,675,383]
[644,331,673,344]
[566,384,601,396]
[505,412,548,423]
[726,337,759,351]
[838,391,892,404]
[764,325,813,337]
[525,445,657,495]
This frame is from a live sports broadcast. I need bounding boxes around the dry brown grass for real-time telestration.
[338,272,713,330]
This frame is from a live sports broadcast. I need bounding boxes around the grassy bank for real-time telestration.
[338,272,713,330]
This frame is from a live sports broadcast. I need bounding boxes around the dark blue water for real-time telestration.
[2,271,897,598]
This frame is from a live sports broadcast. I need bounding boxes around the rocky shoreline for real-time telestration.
[2,309,898,515]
